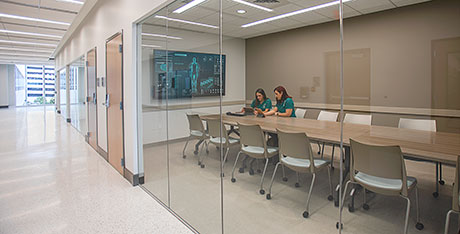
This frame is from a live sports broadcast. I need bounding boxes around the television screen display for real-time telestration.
[152,50,226,99]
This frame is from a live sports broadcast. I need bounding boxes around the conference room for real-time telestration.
[136,0,460,233]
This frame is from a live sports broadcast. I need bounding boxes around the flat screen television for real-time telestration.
[152,50,226,99]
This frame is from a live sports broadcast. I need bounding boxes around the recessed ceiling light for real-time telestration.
[141,33,182,40]
[0,47,54,53]
[142,44,161,48]
[0,29,62,39]
[0,52,51,58]
[155,15,218,29]
[173,0,206,14]
[237,9,247,14]
[0,13,70,26]
[56,0,84,4]
[0,39,57,47]
[242,0,351,28]
[232,0,273,12]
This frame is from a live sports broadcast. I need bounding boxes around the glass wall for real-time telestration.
[69,56,87,134]
[137,0,460,234]
[59,68,66,118]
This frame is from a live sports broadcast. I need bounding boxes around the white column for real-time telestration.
[66,65,70,122]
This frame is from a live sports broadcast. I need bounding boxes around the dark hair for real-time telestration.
[254,88,267,106]
[274,86,292,104]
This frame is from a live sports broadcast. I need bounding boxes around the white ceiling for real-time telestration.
[0,0,84,65]
[142,0,431,43]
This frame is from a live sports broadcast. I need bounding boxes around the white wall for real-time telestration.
[0,64,9,106]
[54,0,172,175]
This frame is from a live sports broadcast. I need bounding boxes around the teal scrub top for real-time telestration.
[276,98,296,117]
[251,98,272,111]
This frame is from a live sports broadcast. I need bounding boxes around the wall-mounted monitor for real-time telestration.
[152,50,226,99]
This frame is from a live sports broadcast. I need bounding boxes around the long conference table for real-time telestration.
[201,114,460,207]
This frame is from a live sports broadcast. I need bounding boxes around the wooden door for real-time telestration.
[86,48,98,150]
[106,33,124,175]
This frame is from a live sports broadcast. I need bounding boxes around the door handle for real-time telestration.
[93,92,97,104]
[105,94,110,108]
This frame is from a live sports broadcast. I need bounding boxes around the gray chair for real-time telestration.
[203,118,239,169]
[340,139,424,233]
[295,108,307,119]
[266,129,333,218]
[316,110,339,157]
[183,114,209,165]
[444,155,460,234]
[231,123,278,195]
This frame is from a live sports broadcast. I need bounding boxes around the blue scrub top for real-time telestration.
[251,98,272,111]
[276,98,296,117]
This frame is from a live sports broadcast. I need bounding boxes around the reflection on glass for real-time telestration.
[69,56,87,134]
[59,69,66,118]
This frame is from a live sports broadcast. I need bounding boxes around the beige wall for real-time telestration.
[246,0,460,109]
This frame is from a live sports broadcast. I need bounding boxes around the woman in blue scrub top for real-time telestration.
[242,88,272,115]
[265,86,296,117]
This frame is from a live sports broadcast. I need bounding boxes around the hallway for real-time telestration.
[0,106,192,234]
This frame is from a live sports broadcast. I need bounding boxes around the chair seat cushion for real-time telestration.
[191,130,205,137]
[210,137,239,144]
[354,172,416,190]
[242,146,278,155]
[281,156,328,168]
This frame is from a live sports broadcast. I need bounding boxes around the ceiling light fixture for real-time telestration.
[142,44,161,48]
[232,0,273,12]
[173,0,206,14]
[241,0,351,28]
[0,29,62,39]
[237,9,247,14]
[155,15,218,29]
[0,13,70,26]
[0,39,57,47]
[0,47,54,53]
[141,33,182,40]
[0,52,51,58]
[56,0,84,4]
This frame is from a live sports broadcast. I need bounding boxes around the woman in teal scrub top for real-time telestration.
[242,88,272,115]
[265,86,296,117]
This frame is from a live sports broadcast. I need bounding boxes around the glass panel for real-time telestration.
[138,6,170,205]
[341,1,460,234]
[14,64,26,106]
[69,56,87,134]
[59,68,66,118]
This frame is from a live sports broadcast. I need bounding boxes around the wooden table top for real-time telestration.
[201,114,460,165]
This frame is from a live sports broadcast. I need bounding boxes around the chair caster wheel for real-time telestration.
[302,211,309,218]
[198,161,201,165]
[334,200,339,207]
[439,180,445,185]
[249,169,254,175]
[259,189,265,195]
[183,155,186,159]
[206,150,209,154]
[415,222,424,230]
[363,203,370,210]
[239,168,244,173]
[328,195,333,201]
[200,164,205,168]
[295,183,300,188]
[331,166,335,171]
[317,150,321,155]
[194,150,199,155]
[348,204,355,212]
[433,192,439,198]
[221,173,225,177]
[231,178,236,183]
[266,194,271,200]
[282,177,288,182]
[336,222,343,229]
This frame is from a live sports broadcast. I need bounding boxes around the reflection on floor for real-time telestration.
[69,103,87,134]
[0,106,192,234]
[143,137,455,234]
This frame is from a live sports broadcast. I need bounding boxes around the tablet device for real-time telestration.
[243,107,255,115]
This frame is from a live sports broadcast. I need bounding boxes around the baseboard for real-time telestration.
[123,168,143,186]
[96,146,108,161]
[66,118,71,123]
[0,105,8,109]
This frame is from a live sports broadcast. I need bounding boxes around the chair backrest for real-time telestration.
[277,129,316,172]
[317,110,338,122]
[350,139,409,195]
[344,113,372,125]
[187,114,205,133]
[295,108,307,119]
[398,118,436,132]
[454,155,460,211]
[238,123,265,148]
[207,118,228,140]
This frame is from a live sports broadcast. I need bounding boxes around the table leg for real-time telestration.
[228,126,240,136]
[433,162,439,198]
[335,146,350,207]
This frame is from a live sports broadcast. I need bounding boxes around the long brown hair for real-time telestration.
[274,86,291,105]
[254,88,267,106]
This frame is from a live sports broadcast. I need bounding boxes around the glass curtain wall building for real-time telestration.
[14,64,56,106]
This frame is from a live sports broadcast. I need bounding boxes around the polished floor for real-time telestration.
[0,106,192,234]
[143,134,457,234]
